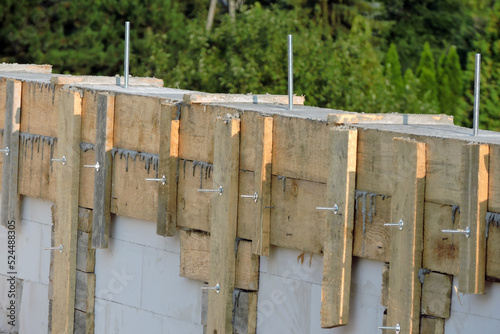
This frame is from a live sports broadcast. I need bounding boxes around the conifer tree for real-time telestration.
[384,43,404,94]
[416,42,439,112]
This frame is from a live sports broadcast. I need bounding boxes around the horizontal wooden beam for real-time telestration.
[51,74,163,87]
[0,63,52,73]
[328,113,454,126]
[184,93,305,105]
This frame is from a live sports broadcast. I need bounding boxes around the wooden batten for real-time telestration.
[251,116,273,256]
[183,93,305,105]
[1,79,22,227]
[52,88,82,334]
[156,102,180,236]
[207,118,240,334]
[320,127,357,328]
[91,93,115,249]
[387,137,426,334]
[458,143,489,294]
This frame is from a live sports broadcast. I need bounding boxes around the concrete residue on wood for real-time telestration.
[79,142,95,152]
[192,160,213,189]
[354,190,388,256]
[19,132,57,169]
[485,211,500,238]
[111,148,159,177]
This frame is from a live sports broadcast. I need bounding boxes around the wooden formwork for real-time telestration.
[1,64,500,334]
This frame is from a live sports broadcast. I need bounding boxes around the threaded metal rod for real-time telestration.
[288,34,293,110]
[473,53,481,136]
[124,21,130,88]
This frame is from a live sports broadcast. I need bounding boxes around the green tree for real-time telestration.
[384,43,404,94]
[416,42,439,113]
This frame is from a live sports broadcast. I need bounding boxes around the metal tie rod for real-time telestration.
[473,53,481,136]
[384,219,404,231]
[145,175,166,185]
[124,21,130,88]
[43,244,63,253]
[240,192,259,202]
[51,156,66,165]
[316,204,339,215]
[84,162,100,172]
[201,283,220,294]
[379,323,401,333]
[197,186,223,196]
[441,226,470,238]
[288,34,293,110]
[0,147,9,156]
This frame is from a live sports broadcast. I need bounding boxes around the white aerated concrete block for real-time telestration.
[18,280,49,334]
[95,238,143,309]
[39,222,51,285]
[141,247,202,324]
[257,272,312,333]
[446,313,500,334]
[95,301,163,334]
[16,220,42,283]
[20,197,53,226]
[162,316,204,334]
[110,215,180,254]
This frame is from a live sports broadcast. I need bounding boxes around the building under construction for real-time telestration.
[0,63,499,334]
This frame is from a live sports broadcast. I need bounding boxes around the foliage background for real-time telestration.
[1,0,498,129]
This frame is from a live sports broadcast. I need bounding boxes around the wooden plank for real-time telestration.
[91,94,115,249]
[381,263,389,307]
[156,102,179,236]
[74,309,94,334]
[387,137,426,334]
[487,218,500,279]
[320,128,357,328]
[20,81,59,138]
[113,94,161,154]
[328,113,453,126]
[352,193,391,262]
[252,116,273,255]
[52,88,82,334]
[51,74,163,87]
[0,63,52,73]
[233,290,258,334]
[75,271,96,313]
[421,272,452,318]
[419,317,444,334]
[1,79,22,227]
[488,144,500,212]
[179,230,259,291]
[184,93,305,105]
[79,149,95,209]
[458,143,489,294]
[76,231,96,273]
[207,118,240,334]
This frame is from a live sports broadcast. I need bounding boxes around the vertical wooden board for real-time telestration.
[17,135,56,201]
[79,149,96,209]
[176,159,212,232]
[352,194,391,262]
[113,94,161,154]
[235,241,259,291]
[207,118,240,334]
[20,81,59,137]
[487,222,500,279]
[321,128,357,328]
[92,94,115,249]
[81,89,98,144]
[272,115,329,183]
[270,176,326,254]
[233,290,258,334]
[252,116,273,256]
[381,263,389,307]
[0,78,6,129]
[421,272,452,319]
[387,137,426,334]
[459,144,489,294]
[488,145,500,212]
[422,202,460,276]
[75,271,96,313]
[237,170,255,240]
[76,231,96,273]
[419,317,444,334]
[156,102,179,236]
[52,88,82,334]
[1,79,22,227]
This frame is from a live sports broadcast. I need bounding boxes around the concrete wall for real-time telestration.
[445,277,500,333]
[94,215,204,334]
[257,247,385,333]
[0,196,52,334]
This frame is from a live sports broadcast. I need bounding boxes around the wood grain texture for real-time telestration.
[156,102,179,236]
[20,81,59,137]
[207,118,240,334]
[52,88,82,334]
[459,144,489,294]
[252,116,273,256]
[91,94,115,249]
[1,80,22,227]
[184,93,305,105]
[321,128,357,328]
[421,272,452,318]
[387,137,426,334]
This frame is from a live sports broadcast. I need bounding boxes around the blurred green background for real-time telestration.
[1,0,498,129]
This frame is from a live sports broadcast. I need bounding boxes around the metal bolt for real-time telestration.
[124,21,130,88]
[288,34,293,110]
[43,244,63,253]
[145,175,166,185]
[197,186,223,196]
[379,323,401,333]
[441,226,471,238]
[201,283,220,294]
[316,204,339,215]
[0,146,9,156]
[84,162,100,172]
[51,156,66,165]
[384,219,404,231]
[241,192,259,202]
